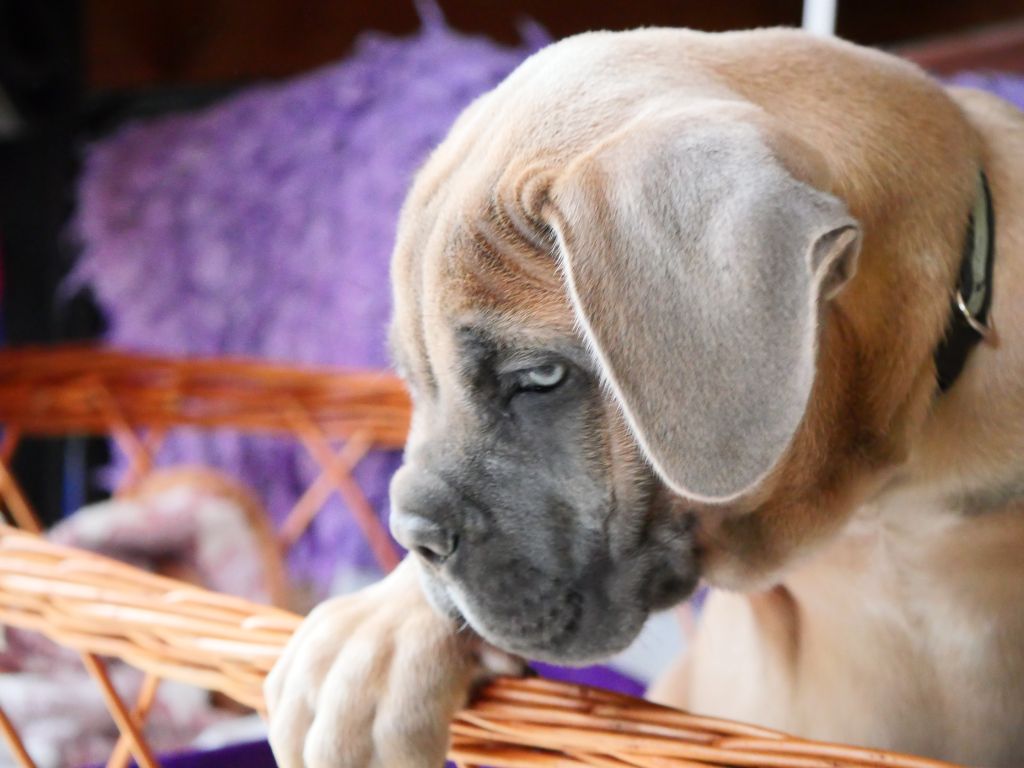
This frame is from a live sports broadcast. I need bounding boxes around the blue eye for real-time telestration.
[520,363,567,391]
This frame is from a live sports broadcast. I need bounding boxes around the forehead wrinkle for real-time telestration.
[449,202,567,320]
[388,255,427,389]
[385,324,410,377]
[417,209,475,393]
[476,195,560,285]
[391,190,458,393]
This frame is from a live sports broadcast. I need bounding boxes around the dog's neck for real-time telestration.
[895,89,1024,516]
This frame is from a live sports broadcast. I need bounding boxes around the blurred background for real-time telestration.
[1,2,1023,766]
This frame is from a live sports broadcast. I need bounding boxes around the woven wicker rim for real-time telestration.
[0,345,409,570]
[0,345,410,443]
[0,525,961,768]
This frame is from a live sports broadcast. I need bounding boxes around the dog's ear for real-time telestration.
[542,112,860,502]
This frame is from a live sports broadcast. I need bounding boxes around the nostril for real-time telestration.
[414,531,458,566]
[414,545,438,564]
[391,513,459,566]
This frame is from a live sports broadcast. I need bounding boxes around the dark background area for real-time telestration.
[82,0,1024,87]
[1,0,1023,524]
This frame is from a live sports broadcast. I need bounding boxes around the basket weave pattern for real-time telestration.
[0,347,962,768]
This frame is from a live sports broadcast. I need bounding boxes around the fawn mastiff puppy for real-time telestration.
[266,28,1024,766]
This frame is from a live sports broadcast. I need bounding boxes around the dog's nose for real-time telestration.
[390,513,459,566]
[389,463,464,565]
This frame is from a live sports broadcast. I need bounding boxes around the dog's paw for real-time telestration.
[264,558,523,768]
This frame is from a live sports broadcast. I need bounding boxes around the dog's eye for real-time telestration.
[518,363,567,392]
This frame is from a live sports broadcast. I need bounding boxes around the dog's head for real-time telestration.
[385,30,967,662]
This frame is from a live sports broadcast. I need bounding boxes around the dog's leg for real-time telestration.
[265,558,523,767]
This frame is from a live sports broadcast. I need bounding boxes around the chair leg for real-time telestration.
[107,673,162,768]
[0,706,36,768]
[80,654,161,768]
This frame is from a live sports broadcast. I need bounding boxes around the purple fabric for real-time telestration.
[532,662,646,698]
[947,71,1024,109]
[71,15,548,592]
[129,743,490,768]
[92,740,276,768]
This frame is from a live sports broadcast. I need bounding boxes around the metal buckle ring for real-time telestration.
[955,290,995,342]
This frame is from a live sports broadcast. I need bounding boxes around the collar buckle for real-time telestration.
[954,289,995,343]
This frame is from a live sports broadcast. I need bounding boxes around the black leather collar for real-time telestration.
[934,171,995,392]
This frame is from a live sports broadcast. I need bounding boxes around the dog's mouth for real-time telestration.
[416,553,699,664]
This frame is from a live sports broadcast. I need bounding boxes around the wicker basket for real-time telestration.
[0,347,962,768]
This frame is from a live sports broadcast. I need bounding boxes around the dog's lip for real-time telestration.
[458,602,641,666]
[435,565,664,664]
[645,568,701,611]
[417,566,466,622]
